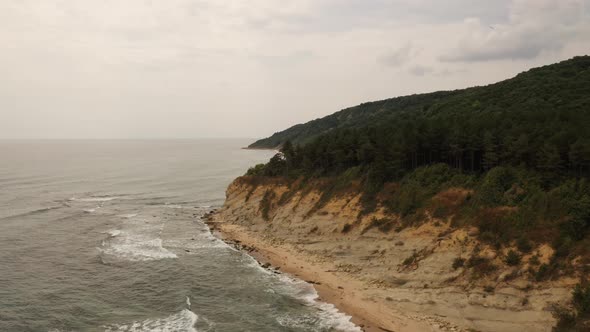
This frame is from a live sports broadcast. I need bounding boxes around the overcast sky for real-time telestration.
[1,0,589,139]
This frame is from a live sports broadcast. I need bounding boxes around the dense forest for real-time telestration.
[250,56,590,154]
[250,56,590,185]
[247,56,590,331]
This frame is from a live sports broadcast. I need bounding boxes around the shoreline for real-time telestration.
[206,218,447,332]
[241,146,280,151]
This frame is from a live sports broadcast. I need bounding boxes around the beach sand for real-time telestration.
[209,221,453,332]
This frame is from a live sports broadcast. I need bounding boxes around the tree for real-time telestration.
[569,139,590,174]
[537,144,563,172]
[483,131,499,170]
[264,154,287,176]
[280,140,296,172]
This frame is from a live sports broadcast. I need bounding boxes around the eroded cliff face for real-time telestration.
[213,177,577,332]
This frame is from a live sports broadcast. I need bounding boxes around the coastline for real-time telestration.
[241,146,279,151]
[205,177,573,332]
[206,218,456,332]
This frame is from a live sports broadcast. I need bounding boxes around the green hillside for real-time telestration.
[246,57,590,329]
[250,56,590,150]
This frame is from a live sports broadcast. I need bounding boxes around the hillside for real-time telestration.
[236,56,590,331]
[249,56,590,150]
[209,177,577,332]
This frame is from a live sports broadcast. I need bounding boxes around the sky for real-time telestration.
[1,0,589,139]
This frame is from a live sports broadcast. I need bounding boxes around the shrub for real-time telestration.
[484,285,495,293]
[573,284,590,314]
[505,250,522,266]
[246,163,266,176]
[477,167,518,206]
[517,238,533,253]
[467,255,497,275]
[362,217,394,234]
[402,252,419,266]
[452,257,465,270]
[341,223,353,233]
[260,190,276,221]
[553,283,590,331]
[535,263,556,281]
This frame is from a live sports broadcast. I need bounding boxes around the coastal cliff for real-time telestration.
[209,177,579,332]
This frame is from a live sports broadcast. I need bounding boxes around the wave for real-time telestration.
[70,196,119,202]
[0,205,63,220]
[118,213,138,219]
[237,250,361,331]
[104,309,198,332]
[100,230,177,262]
[273,274,362,332]
[84,206,100,213]
[104,229,121,237]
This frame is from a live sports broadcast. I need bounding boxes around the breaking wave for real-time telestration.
[70,196,119,202]
[100,230,177,262]
[104,309,198,332]
[273,274,362,332]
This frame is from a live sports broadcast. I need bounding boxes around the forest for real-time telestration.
[249,56,590,189]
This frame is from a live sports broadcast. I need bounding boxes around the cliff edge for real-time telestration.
[209,177,579,332]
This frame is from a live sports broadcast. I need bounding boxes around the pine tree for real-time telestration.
[483,131,499,170]
[537,143,563,171]
[569,139,590,174]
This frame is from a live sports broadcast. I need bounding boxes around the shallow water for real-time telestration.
[0,140,361,332]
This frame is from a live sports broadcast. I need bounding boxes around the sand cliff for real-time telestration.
[208,177,578,332]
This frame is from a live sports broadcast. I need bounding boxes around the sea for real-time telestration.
[0,139,361,332]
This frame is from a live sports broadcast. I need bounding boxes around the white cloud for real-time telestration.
[379,43,418,67]
[441,0,590,62]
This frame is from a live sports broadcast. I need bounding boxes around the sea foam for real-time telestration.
[101,230,177,262]
[240,251,361,331]
[100,215,177,262]
[274,274,362,332]
[104,309,198,332]
[70,196,119,202]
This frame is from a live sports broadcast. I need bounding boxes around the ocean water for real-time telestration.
[0,140,361,332]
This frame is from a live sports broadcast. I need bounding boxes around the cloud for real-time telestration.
[409,65,434,76]
[441,0,590,62]
[379,43,417,67]
[0,0,588,139]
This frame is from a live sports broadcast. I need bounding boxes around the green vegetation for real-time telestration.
[341,223,353,233]
[246,57,590,274]
[452,257,465,270]
[259,189,275,221]
[554,283,590,331]
[505,250,522,266]
[362,217,395,234]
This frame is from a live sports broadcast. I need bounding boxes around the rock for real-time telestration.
[261,262,271,269]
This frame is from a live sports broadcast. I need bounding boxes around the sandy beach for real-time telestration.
[208,221,459,332]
